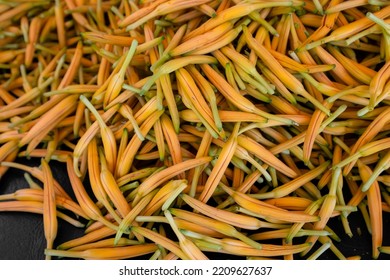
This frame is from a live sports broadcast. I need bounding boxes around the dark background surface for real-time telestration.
[0,158,85,260]
[0,157,389,260]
